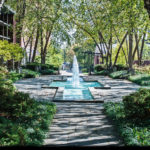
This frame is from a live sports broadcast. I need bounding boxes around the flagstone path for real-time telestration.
[14,72,140,146]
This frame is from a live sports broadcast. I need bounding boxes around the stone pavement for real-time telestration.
[14,73,140,146]
[44,103,123,146]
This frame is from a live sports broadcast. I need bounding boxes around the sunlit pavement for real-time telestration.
[44,103,123,146]
[14,71,140,146]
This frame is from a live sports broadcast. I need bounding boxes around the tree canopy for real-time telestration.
[6,0,150,70]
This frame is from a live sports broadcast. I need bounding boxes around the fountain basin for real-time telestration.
[50,77,103,101]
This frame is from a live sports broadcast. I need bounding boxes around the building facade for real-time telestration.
[0,0,16,43]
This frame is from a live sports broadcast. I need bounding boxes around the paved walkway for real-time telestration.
[14,73,140,146]
[44,103,123,146]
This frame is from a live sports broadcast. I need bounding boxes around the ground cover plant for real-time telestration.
[94,64,150,86]
[109,70,129,79]
[0,79,56,146]
[22,69,40,78]
[104,88,150,146]
[128,73,150,86]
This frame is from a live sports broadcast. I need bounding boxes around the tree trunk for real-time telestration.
[134,33,140,65]
[139,32,146,65]
[29,37,33,62]
[113,32,128,66]
[32,28,39,62]
[113,27,128,65]
[128,32,133,72]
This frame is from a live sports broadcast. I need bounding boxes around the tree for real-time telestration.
[0,40,24,69]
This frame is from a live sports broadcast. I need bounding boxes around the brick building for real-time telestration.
[0,0,16,43]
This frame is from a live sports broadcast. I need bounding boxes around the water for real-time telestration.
[50,79,102,100]
[50,55,102,100]
[72,55,80,87]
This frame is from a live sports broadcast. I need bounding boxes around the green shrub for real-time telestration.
[82,68,88,73]
[114,64,128,71]
[0,80,33,117]
[22,69,40,78]
[109,70,129,79]
[40,64,58,71]
[123,88,150,119]
[7,72,24,82]
[23,63,59,72]
[104,102,150,146]
[24,63,40,71]
[95,70,109,75]
[0,66,9,80]
[128,74,150,86]
[134,65,150,74]
[94,64,106,72]
[40,69,56,75]
[0,101,56,146]
[0,79,56,146]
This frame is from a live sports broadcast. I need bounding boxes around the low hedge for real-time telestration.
[22,69,40,78]
[94,64,106,72]
[109,70,130,79]
[22,63,39,71]
[40,69,57,75]
[22,63,59,72]
[94,70,109,76]
[7,72,24,82]
[128,74,150,86]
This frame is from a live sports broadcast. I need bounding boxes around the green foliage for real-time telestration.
[22,69,40,78]
[0,66,9,80]
[109,70,129,79]
[7,72,24,82]
[23,63,59,72]
[81,68,88,73]
[123,88,150,119]
[23,63,40,71]
[134,65,150,74]
[0,101,56,146]
[35,46,63,68]
[0,79,56,146]
[128,73,150,86]
[94,70,110,76]
[40,69,57,75]
[40,64,58,71]
[104,100,150,146]
[0,40,24,62]
[94,64,106,72]
[114,64,128,71]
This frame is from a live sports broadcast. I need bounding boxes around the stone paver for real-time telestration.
[44,103,122,146]
[14,72,140,146]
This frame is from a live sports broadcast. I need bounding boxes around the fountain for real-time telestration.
[49,55,102,101]
[72,55,80,87]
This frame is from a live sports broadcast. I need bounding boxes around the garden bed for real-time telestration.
[104,88,150,146]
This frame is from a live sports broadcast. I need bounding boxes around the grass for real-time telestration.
[104,102,150,146]
[0,101,56,146]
